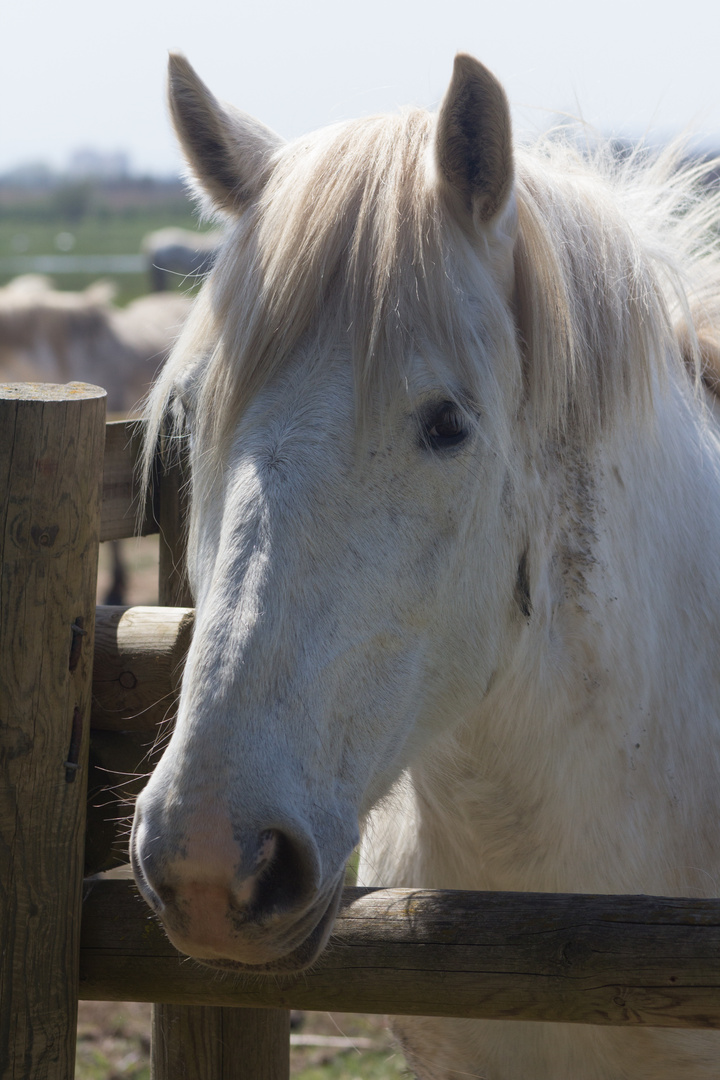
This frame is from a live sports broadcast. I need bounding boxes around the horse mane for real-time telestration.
[143,109,720,484]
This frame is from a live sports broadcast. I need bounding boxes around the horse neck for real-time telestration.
[408,378,720,896]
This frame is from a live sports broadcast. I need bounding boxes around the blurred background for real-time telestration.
[2,0,720,307]
[3,0,719,1076]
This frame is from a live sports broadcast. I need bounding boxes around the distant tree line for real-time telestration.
[0,172,192,222]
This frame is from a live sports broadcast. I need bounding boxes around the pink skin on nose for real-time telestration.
[162,819,278,958]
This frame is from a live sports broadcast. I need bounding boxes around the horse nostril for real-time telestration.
[250,828,319,917]
[132,808,322,932]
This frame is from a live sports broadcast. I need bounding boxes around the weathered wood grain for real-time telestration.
[86,605,193,873]
[80,880,720,1029]
[84,728,158,875]
[151,1005,290,1080]
[91,604,193,733]
[0,382,105,1080]
[88,604,191,860]
[101,419,155,542]
[157,423,191,608]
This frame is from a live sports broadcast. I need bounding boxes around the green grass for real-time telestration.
[74,1045,406,1080]
[294,1051,409,1079]
[0,211,199,257]
[75,1003,410,1079]
[75,1002,151,1080]
[0,205,213,305]
[75,1044,150,1080]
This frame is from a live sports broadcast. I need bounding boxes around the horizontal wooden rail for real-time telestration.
[86,605,193,874]
[80,880,720,1029]
[92,605,193,732]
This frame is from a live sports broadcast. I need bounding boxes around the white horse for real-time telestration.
[131,52,720,1078]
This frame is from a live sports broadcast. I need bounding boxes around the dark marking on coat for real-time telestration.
[515,547,532,619]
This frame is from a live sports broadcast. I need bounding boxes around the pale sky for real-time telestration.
[2,0,720,176]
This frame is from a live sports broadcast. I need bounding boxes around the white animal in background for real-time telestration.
[0,274,190,413]
[142,226,223,292]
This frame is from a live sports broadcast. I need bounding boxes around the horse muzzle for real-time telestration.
[130,801,347,971]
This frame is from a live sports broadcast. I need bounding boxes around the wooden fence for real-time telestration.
[3,384,720,1080]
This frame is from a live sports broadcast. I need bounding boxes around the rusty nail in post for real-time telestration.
[65,706,83,782]
[69,617,86,672]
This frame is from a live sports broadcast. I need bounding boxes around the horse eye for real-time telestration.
[424,403,469,449]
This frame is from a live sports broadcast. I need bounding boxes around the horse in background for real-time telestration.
[0,274,190,413]
[0,273,190,603]
[131,52,720,1079]
[142,226,223,292]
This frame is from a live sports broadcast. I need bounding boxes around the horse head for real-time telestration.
[130,52,531,972]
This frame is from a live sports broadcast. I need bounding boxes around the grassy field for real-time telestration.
[75,1003,410,1079]
[0,183,210,304]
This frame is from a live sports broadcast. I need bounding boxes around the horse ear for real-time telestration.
[435,54,514,230]
[167,53,284,215]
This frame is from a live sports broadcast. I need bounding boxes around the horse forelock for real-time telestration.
[143,109,720,489]
[212,109,522,428]
[144,108,519,475]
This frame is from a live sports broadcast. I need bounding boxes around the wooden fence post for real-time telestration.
[152,1006,290,1080]
[151,434,291,1080]
[0,383,105,1080]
